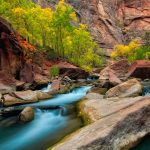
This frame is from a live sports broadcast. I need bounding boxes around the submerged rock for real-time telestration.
[105,79,142,98]
[19,107,34,122]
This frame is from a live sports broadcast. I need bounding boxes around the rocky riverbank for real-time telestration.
[52,95,150,150]
[51,77,150,150]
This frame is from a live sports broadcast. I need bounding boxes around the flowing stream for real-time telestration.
[131,135,150,150]
[131,84,150,150]
[41,83,52,92]
[0,86,91,150]
[143,86,150,96]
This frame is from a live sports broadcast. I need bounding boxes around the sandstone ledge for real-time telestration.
[52,96,150,150]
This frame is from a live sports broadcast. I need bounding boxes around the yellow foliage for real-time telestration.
[57,0,65,10]
[12,7,25,16]
[146,52,150,59]
[69,12,77,21]
[80,24,87,30]
[111,39,141,59]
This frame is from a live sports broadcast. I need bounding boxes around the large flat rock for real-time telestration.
[81,94,144,122]
[52,96,150,150]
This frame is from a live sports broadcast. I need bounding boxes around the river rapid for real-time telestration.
[0,86,91,150]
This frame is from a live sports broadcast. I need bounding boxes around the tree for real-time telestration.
[111,39,150,62]
[0,0,103,71]
[111,39,141,59]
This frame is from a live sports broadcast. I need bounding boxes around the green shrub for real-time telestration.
[128,45,150,62]
[49,66,60,77]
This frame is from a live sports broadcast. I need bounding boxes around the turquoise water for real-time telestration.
[0,86,91,150]
[143,86,150,96]
[131,135,150,150]
[131,86,150,150]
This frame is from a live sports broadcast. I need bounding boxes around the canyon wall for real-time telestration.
[34,0,150,49]
[0,17,23,78]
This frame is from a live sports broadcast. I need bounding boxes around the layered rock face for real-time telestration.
[36,0,150,48]
[0,17,23,77]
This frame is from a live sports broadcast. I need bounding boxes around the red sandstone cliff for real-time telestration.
[34,0,150,49]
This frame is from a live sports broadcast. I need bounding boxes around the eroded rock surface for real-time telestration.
[127,60,150,80]
[3,94,25,106]
[2,90,53,106]
[80,93,144,122]
[105,79,142,98]
[53,96,150,150]
[13,90,38,102]
[99,60,129,87]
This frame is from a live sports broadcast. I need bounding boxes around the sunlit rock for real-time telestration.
[19,107,34,122]
[105,79,142,98]
[53,97,150,150]
[36,91,52,100]
[3,94,23,106]
[13,90,38,102]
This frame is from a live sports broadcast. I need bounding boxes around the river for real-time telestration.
[131,85,150,150]
[0,86,91,150]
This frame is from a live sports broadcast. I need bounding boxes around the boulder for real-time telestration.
[105,79,142,98]
[53,97,150,150]
[108,69,122,86]
[36,91,52,100]
[99,67,121,88]
[63,76,72,82]
[13,90,38,102]
[91,87,108,95]
[80,93,143,122]
[19,107,34,122]
[15,80,25,89]
[51,79,61,91]
[3,90,52,106]
[99,60,129,87]
[34,74,49,85]
[127,60,150,80]
[55,61,89,79]
[3,94,24,106]
[85,93,104,100]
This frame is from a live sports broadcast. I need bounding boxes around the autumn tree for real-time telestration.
[0,0,103,71]
[111,39,150,62]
